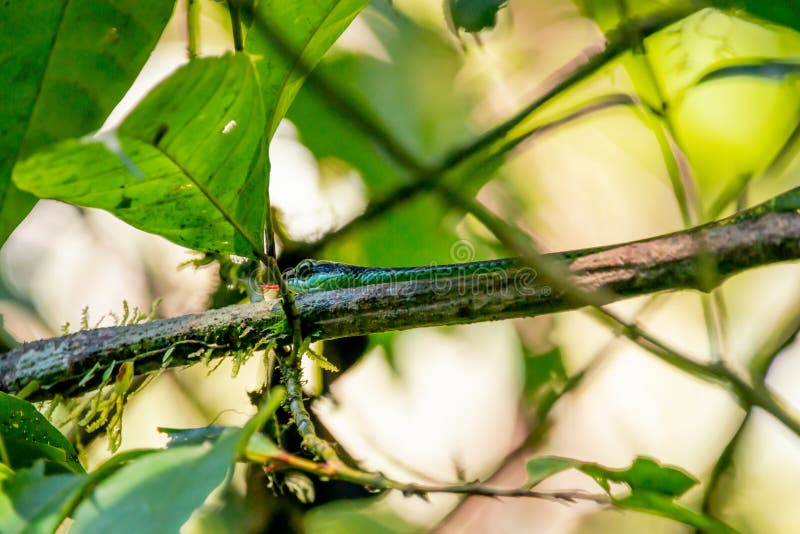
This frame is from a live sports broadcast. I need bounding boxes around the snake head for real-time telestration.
[284,259,317,280]
[284,260,364,293]
[283,259,319,292]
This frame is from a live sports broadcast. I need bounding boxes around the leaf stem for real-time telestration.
[227,0,244,52]
[187,0,201,59]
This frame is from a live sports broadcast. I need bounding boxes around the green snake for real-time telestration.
[284,258,529,293]
[273,187,800,295]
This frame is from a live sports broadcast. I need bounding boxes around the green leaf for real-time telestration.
[0,392,82,474]
[14,54,269,258]
[70,427,243,534]
[525,455,724,531]
[643,8,800,209]
[0,0,175,247]
[523,346,567,401]
[0,449,157,534]
[70,387,285,533]
[613,457,697,497]
[711,0,800,33]
[525,455,697,497]
[525,457,581,487]
[246,0,370,138]
[328,194,465,267]
[615,490,739,534]
[646,9,800,104]
[0,462,87,534]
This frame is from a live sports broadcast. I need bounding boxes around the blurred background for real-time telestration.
[3,0,800,532]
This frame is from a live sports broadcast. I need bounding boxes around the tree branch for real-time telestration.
[2,193,800,400]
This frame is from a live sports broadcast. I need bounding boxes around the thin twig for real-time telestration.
[252,445,612,504]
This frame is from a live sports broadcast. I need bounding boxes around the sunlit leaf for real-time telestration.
[643,9,800,209]
[670,74,800,207]
[0,0,175,247]
[0,393,82,474]
[646,9,800,102]
[14,54,269,258]
[245,0,370,138]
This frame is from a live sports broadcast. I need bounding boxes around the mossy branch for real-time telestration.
[2,189,800,401]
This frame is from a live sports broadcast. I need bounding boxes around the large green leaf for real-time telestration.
[245,0,370,138]
[0,462,87,534]
[14,54,269,257]
[70,427,242,534]
[0,0,175,248]
[0,392,82,474]
[0,450,161,534]
[631,9,800,212]
[68,392,284,533]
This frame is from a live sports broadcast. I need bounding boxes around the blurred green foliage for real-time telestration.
[2,0,800,532]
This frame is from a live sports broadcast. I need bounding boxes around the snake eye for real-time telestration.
[293,260,316,280]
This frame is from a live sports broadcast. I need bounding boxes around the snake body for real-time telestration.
[280,189,800,294]
[284,258,525,293]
